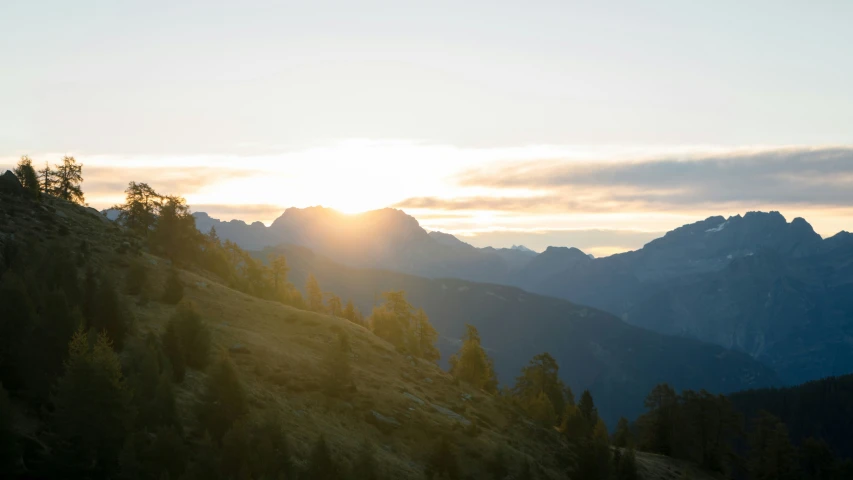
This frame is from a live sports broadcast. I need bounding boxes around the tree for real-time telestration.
[613,448,639,480]
[638,383,679,456]
[13,156,39,197]
[449,324,497,392]
[343,300,362,324]
[197,356,248,441]
[306,274,324,312]
[36,160,56,195]
[613,417,633,448]
[326,293,343,317]
[85,272,129,349]
[53,156,84,204]
[161,302,211,376]
[114,182,161,235]
[268,254,289,291]
[578,390,599,426]
[368,291,439,360]
[412,308,440,362]
[51,329,133,477]
[748,411,799,480]
[513,352,572,419]
[150,195,200,264]
[800,437,834,480]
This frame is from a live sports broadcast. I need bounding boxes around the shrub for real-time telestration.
[126,261,148,295]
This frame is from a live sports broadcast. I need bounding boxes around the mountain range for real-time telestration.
[194,207,853,386]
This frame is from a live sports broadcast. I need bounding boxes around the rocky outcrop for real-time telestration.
[0,170,24,194]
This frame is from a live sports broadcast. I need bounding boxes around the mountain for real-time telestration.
[263,244,779,426]
[194,207,535,281]
[195,207,853,384]
[512,212,853,384]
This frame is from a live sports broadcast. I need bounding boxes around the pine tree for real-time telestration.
[114,181,161,235]
[326,293,343,317]
[53,156,85,204]
[268,254,289,291]
[37,161,56,195]
[197,356,248,441]
[613,417,633,448]
[579,390,599,426]
[86,272,129,349]
[412,308,440,362]
[13,156,39,197]
[151,196,200,264]
[449,324,497,392]
[748,411,799,480]
[513,352,572,420]
[343,299,359,323]
[306,274,324,313]
[638,383,679,456]
[51,329,133,477]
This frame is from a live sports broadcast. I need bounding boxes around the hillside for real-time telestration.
[0,184,572,478]
[262,245,779,426]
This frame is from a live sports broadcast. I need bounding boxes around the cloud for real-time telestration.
[80,165,254,196]
[451,147,853,211]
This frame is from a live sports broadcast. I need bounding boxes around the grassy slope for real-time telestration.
[0,189,726,480]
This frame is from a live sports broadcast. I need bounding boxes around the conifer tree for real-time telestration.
[449,324,497,392]
[114,181,161,235]
[613,417,633,448]
[268,254,289,291]
[36,160,55,195]
[412,308,440,362]
[748,411,799,480]
[197,356,248,441]
[13,156,39,197]
[51,329,133,477]
[326,293,343,317]
[513,352,572,420]
[343,299,360,324]
[53,156,85,204]
[306,274,324,312]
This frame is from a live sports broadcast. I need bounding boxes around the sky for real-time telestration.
[2,1,852,256]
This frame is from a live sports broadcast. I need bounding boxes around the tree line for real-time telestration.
[631,382,853,480]
[13,155,85,204]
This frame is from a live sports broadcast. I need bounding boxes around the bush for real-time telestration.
[197,356,247,441]
[126,261,148,295]
[161,303,210,381]
[162,269,184,305]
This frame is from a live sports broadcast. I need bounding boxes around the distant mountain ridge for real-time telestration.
[193,206,853,385]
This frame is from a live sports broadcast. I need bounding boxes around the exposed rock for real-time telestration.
[229,343,251,354]
[402,392,425,406]
[430,404,471,426]
[0,170,24,194]
[367,410,401,432]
